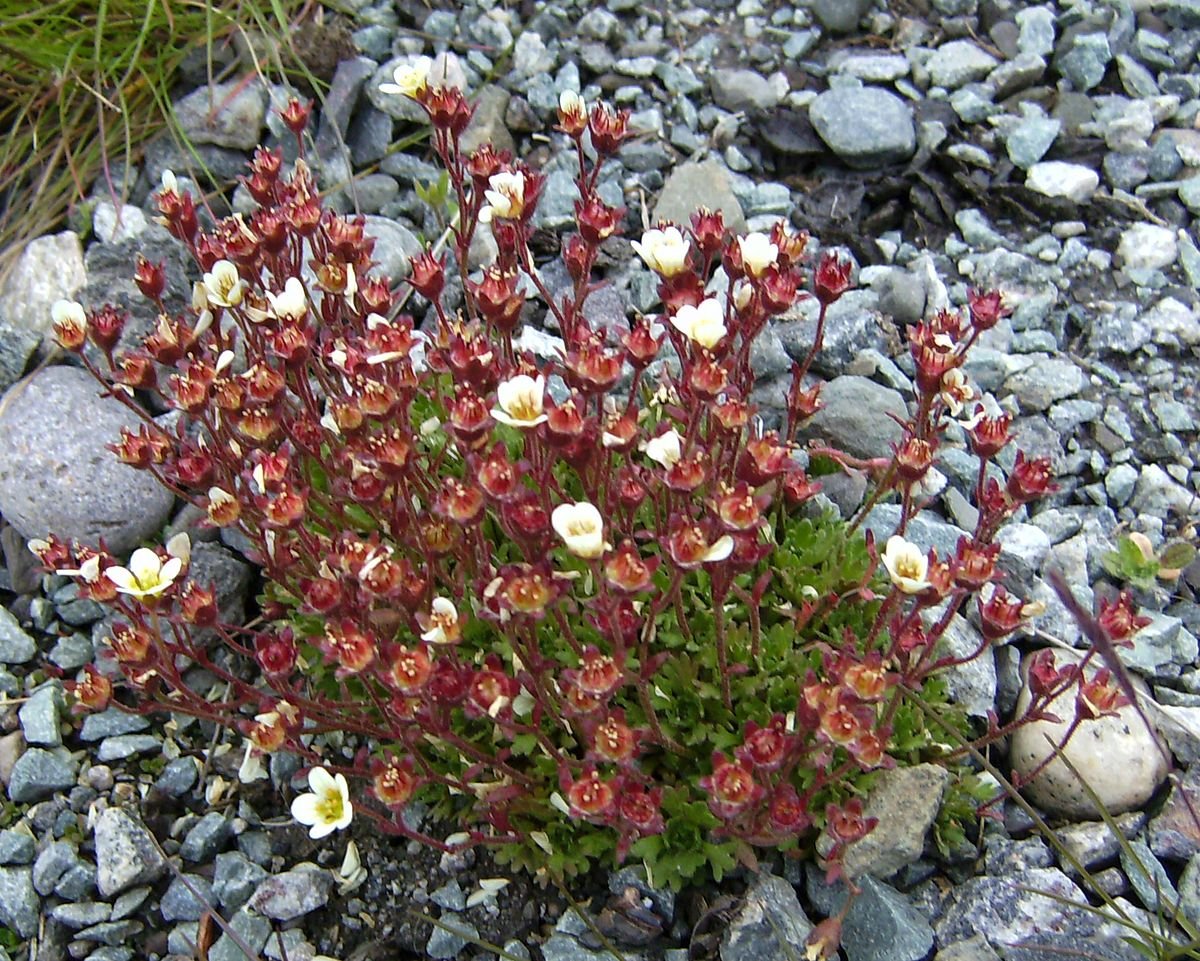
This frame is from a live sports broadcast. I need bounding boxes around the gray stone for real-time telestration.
[1056,34,1113,92]
[1149,768,1200,860]
[363,216,421,282]
[711,69,779,113]
[989,54,1047,99]
[1056,813,1145,873]
[94,807,166,898]
[213,850,269,910]
[0,865,38,938]
[1003,355,1083,412]
[805,871,934,961]
[1142,297,1200,349]
[173,80,267,151]
[80,708,149,741]
[8,746,76,802]
[653,161,746,235]
[809,88,916,169]
[0,607,35,665]
[1016,6,1056,57]
[181,811,234,862]
[207,904,273,961]
[0,366,175,554]
[427,914,479,959]
[1120,840,1179,914]
[931,614,997,719]
[927,41,998,89]
[984,836,1055,875]
[315,57,377,158]
[1131,463,1196,519]
[811,0,871,34]
[720,874,812,961]
[55,861,93,899]
[1105,464,1138,506]
[1006,116,1061,169]
[0,829,35,865]
[1118,224,1178,272]
[800,376,907,462]
[97,734,162,762]
[50,902,111,929]
[936,936,1001,961]
[459,84,515,158]
[162,874,215,922]
[48,632,93,670]
[823,765,951,880]
[1117,55,1161,98]
[1150,135,1184,181]
[32,839,78,895]
[76,919,141,946]
[92,203,148,245]
[836,54,910,83]
[1026,162,1100,203]
[776,289,895,377]
[18,684,61,746]
[1123,614,1198,680]
[0,230,87,391]
[512,31,555,78]
[154,756,199,799]
[247,866,332,920]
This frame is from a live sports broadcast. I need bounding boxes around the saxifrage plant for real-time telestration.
[36,66,1142,901]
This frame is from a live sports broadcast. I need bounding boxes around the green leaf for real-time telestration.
[1158,540,1196,571]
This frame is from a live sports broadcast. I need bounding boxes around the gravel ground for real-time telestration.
[2,0,1200,959]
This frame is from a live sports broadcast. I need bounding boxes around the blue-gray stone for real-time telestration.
[161,874,215,922]
[181,811,234,862]
[432,878,467,911]
[805,870,934,961]
[55,861,94,899]
[720,874,812,961]
[110,884,151,921]
[84,948,133,961]
[154,757,198,798]
[94,808,166,898]
[1056,34,1112,92]
[0,866,38,938]
[0,829,35,865]
[8,747,76,802]
[1006,116,1061,169]
[97,734,162,763]
[426,914,479,959]
[19,685,62,746]
[207,905,272,961]
[76,919,142,945]
[80,707,150,741]
[32,839,79,895]
[1120,840,1179,915]
[246,866,332,920]
[173,80,267,151]
[213,851,268,910]
[50,901,111,929]
[47,632,93,670]
[809,87,916,169]
[0,606,36,664]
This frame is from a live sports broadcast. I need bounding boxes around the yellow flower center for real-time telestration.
[316,788,344,825]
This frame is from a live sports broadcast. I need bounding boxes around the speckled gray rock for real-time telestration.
[811,0,871,34]
[927,41,998,89]
[181,811,234,862]
[19,684,62,747]
[247,866,332,920]
[94,807,166,898]
[207,904,273,961]
[0,865,38,938]
[809,87,916,169]
[0,231,86,391]
[1026,162,1100,203]
[821,764,951,880]
[213,850,269,910]
[800,376,907,462]
[805,871,934,961]
[720,874,812,961]
[1117,224,1178,272]
[652,160,747,235]
[1003,355,1083,412]
[8,746,76,802]
[173,80,267,151]
[0,366,175,554]
[161,874,216,922]
[427,914,479,959]
[0,607,36,665]
[711,69,780,113]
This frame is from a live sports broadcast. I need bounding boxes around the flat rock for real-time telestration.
[799,375,907,462]
[720,874,812,961]
[809,87,916,169]
[1026,162,1100,203]
[653,160,747,235]
[0,365,175,554]
[0,865,38,939]
[247,866,333,920]
[173,80,267,151]
[8,746,76,802]
[94,807,167,898]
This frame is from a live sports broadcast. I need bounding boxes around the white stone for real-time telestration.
[1025,162,1100,203]
[93,202,148,245]
[1011,650,1169,820]
[1116,223,1178,272]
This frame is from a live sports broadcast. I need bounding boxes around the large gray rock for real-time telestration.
[927,41,999,89]
[805,871,934,961]
[0,231,86,391]
[799,375,908,462]
[652,161,747,235]
[720,874,813,961]
[94,807,167,898]
[809,88,916,169]
[7,747,76,802]
[0,865,38,938]
[173,80,268,151]
[711,69,781,113]
[247,866,333,920]
[0,366,175,554]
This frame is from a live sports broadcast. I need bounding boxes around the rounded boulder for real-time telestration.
[0,365,175,555]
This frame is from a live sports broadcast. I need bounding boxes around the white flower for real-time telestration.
[421,597,461,645]
[51,299,86,330]
[670,297,727,349]
[334,839,367,895]
[732,281,753,312]
[551,502,608,559]
[939,368,976,416]
[202,260,246,308]
[379,56,432,98]
[631,227,690,277]
[704,535,735,563]
[479,171,526,224]
[161,169,178,193]
[105,536,189,599]
[559,89,585,117]
[291,767,353,839]
[266,277,308,323]
[491,374,548,428]
[644,428,683,468]
[881,535,932,595]
[738,232,779,277]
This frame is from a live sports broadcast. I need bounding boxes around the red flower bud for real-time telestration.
[280,98,312,135]
[690,208,726,258]
[968,288,1010,332]
[814,252,853,307]
[408,250,445,302]
[978,584,1025,641]
[587,103,630,155]
[1006,450,1057,503]
[1097,591,1151,645]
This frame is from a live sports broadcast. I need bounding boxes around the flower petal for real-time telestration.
[291,793,321,825]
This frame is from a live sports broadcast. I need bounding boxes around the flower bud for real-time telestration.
[814,251,853,307]
[280,97,312,135]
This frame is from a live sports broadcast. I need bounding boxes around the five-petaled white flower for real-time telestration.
[632,227,690,277]
[290,766,353,839]
[266,277,308,323]
[644,428,683,468]
[421,597,461,645]
[51,299,87,335]
[202,260,246,308]
[671,297,727,349]
[559,89,586,118]
[881,535,932,595]
[551,502,609,559]
[479,171,526,224]
[738,232,779,277]
[491,374,548,428]
[379,56,432,99]
[105,534,191,599]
